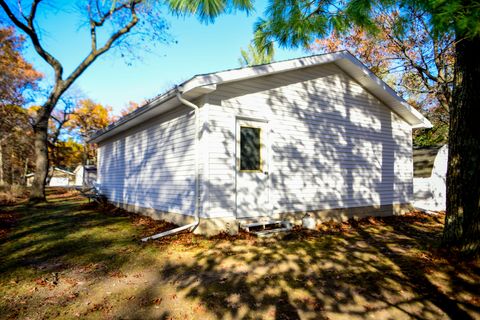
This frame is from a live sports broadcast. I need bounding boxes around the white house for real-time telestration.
[413,145,448,212]
[90,51,432,235]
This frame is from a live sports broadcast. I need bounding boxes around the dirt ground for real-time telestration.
[0,188,479,319]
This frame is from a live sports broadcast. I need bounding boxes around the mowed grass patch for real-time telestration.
[0,188,478,319]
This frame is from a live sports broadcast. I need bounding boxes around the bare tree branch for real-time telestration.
[27,0,41,27]
[0,0,64,89]
[63,1,140,90]
[92,1,133,27]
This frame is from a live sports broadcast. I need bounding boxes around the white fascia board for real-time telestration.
[89,89,177,143]
[92,51,431,143]
[334,54,432,129]
[181,51,347,92]
[90,84,216,144]
[182,50,431,129]
[53,167,75,175]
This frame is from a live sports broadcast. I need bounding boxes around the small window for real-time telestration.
[240,126,261,171]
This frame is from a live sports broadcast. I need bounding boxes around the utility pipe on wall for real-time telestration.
[175,88,201,227]
[141,87,200,241]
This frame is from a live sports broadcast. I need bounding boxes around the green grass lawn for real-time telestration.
[0,188,479,319]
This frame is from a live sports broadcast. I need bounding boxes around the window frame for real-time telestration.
[239,125,263,173]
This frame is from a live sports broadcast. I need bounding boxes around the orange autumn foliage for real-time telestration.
[0,26,43,105]
[67,99,114,140]
[120,101,142,117]
[312,8,453,146]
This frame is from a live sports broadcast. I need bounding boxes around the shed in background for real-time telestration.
[413,145,448,212]
[26,167,75,187]
[74,165,97,187]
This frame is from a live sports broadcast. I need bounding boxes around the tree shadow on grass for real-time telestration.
[351,216,479,319]
[0,195,156,279]
[0,192,177,319]
[1,193,479,319]
[125,213,480,319]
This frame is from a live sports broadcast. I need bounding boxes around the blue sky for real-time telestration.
[19,1,306,114]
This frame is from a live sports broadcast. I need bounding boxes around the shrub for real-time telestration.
[0,184,29,205]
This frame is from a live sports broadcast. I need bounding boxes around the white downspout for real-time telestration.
[175,88,201,228]
[141,87,200,241]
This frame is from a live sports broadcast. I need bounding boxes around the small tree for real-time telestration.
[66,99,114,164]
[1,0,252,202]
[0,25,41,186]
[54,138,84,171]
[0,105,34,186]
[238,43,275,67]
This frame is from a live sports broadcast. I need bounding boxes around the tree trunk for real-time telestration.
[29,118,49,202]
[23,158,28,186]
[83,144,87,166]
[442,35,480,257]
[10,150,14,184]
[0,141,4,186]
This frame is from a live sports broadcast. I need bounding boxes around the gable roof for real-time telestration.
[26,167,74,177]
[91,51,432,143]
[73,164,97,174]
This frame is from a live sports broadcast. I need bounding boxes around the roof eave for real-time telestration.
[90,84,217,144]
[182,51,350,92]
[182,50,431,128]
[332,53,432,128]
[91,51,432,142]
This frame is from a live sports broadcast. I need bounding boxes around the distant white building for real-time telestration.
[90,51,432,235]
[26,167,75,187]
[74,165,97,187]
[413,145,448,212]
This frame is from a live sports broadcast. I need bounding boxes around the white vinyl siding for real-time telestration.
[205,62,413,217]
[97,105,198,216]
[97,62,413,222]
